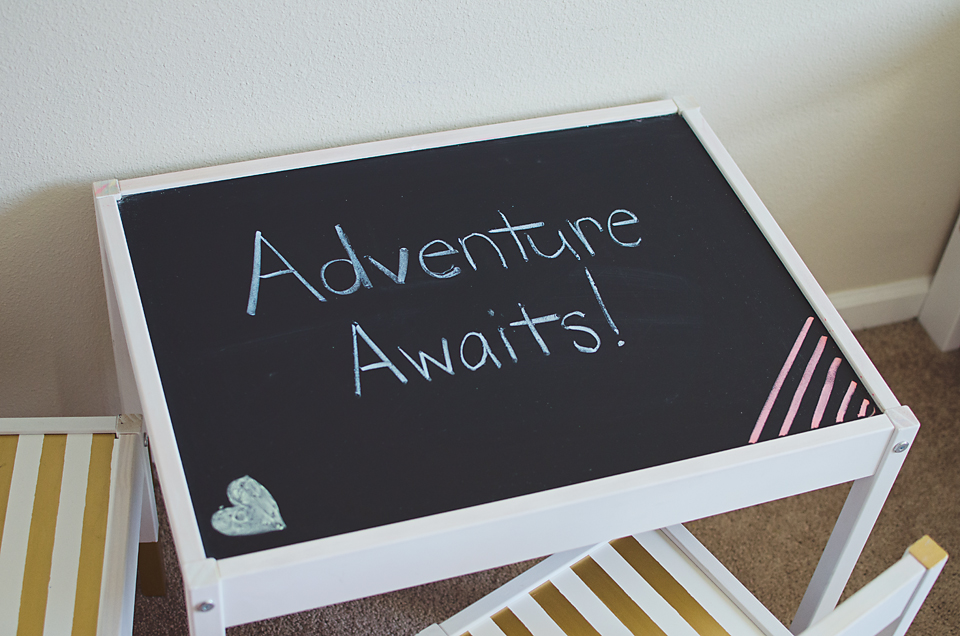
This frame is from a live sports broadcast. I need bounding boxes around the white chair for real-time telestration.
[0,415,162,635]
[419,526,946,636]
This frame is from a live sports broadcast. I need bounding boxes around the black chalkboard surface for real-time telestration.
[118,114,874,559]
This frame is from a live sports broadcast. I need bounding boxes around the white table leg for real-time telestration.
[790,405,919,633]
[185,558,226,636]
[138,437,159,543]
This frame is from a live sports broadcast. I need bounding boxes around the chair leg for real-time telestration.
[137,541,168,596]
[132,421,166,596]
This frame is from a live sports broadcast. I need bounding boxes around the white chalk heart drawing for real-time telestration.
[211,475,286,537]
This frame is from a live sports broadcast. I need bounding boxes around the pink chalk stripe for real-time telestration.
[858,399,870,417]
[811,357,842,429]
[780,335,827,437]
[836,381,857,422]
[749,317,814,443]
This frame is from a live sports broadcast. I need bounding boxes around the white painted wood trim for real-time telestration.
[97,433,143,636]
[511,594,568,636]
[680,108,900,413]
[123,436,149,634]
[550,568,636,636]
[139,439,160,544]
[471,621,509,636]
[116,100,678,195]
[919,212,960,351]
[0,435,44,635]
[799,559,923,636]
[828,277,930,331]
[95,194,143,416]
[96,194,158,547]
[0,416,120,435]
[662,524,791,636]
[184,558,226,636]
[680,107,899,414]
[95,194,207,567]
[42,434,93,636]
[791,405,920,632]
[215,416,892,627]
[635,530,766,635]
[589,542,700,636]
[888,547,948,636]
[673,95,700,113]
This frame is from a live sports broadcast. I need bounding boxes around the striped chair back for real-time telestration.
[0,418,144,636]
[425,526,947,636]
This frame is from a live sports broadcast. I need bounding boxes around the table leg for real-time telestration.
[137,434,159,545]
[790,405,919,633]
[184,558,226,636]
[134,429,167,596]
[137,541,167,597]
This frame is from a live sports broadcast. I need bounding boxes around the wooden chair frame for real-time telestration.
[0,415,159,635]
[421,527,946,636]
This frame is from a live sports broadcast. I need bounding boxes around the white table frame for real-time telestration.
[94,98,917,636]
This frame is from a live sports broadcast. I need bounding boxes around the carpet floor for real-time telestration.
[133,319,958,635]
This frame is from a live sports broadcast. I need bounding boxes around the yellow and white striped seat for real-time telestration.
[0,416,150,636]
[423,526,946,636]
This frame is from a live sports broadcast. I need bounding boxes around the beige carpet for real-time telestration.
[133,320,958,635]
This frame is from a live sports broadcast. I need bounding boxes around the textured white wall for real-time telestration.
[2,0,959,416]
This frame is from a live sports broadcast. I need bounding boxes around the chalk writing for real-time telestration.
[459,233,508,270]
[837,381,857,423]
[750,317,813,443]
[811,358,842,429]
[780,335,827,437]
[419,239,461,279]
[211,476,286,536]
[487,212,544,262]
[352,322,408,396]
[350,273,617,397]
[509,304,561,356]
[245,209,642,315]
[246,231,325,316]
[584,267,624,347]
[321,225,373,295]
[608,209,643,247]
[498,326,519,363]
[566,217,604,256]
[365,249,409,284]
[561,311,601,354]
[751,318,873,443]
[246,209,643,398]
[398,339,454,381]
[460,332,502,370]
[526,230,581,260]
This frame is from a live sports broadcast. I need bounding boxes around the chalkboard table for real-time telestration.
[94,98,918,635]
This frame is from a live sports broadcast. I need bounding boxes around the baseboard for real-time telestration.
[827,277,931,331]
